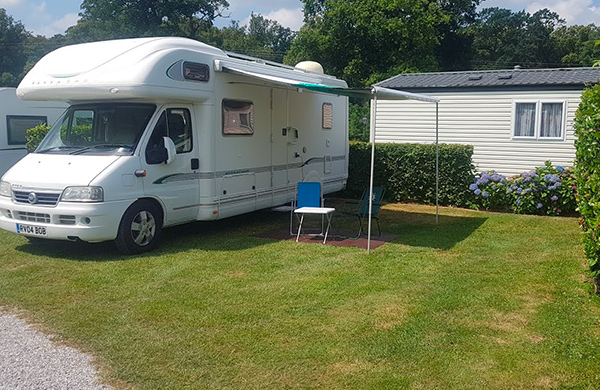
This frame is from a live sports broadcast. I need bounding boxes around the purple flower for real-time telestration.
[482,191,490,198]
[556,165,564,172]
[474,189,482,195]
[469,183,478,191]
[516,198,522,205]
[536,203,543,209]
[551,195,558,201]
[516,188,523,195]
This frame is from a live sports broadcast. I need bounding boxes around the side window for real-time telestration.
[222,99,254,135]
[513,101,564,140]
[145,108,192,162]
[322,103,333,130]
[6,115,48,145]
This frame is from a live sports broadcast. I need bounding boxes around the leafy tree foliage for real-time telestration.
[0,8,29,87]
[469,7,565,69]
[67,0,229,41]
[286,0,451,87]
[203,14,295,63]
[551,24,600,66]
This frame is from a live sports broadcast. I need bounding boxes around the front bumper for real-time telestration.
[0,196,132,242]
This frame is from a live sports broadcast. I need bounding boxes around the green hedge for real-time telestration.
[26,123,51,152]
[574,84,600,283]
[347,141,475,207]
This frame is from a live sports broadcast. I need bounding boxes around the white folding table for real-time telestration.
[293,207,335,244]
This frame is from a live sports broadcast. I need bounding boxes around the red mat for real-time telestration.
[255,229,398,250]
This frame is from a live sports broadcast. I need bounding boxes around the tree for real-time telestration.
[202,14,295,63]
[0,8,30,87]
[286,0,450,87]
[551,24,600,67]
[66,0,230,42]
[469,7,564,69]
[435,0,482,71]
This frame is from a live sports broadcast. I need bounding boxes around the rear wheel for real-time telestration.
[115,200,163,254]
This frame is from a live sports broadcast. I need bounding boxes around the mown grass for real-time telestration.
[1,203,599,389]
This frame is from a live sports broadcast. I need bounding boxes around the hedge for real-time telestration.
[26,123,51,152]
[574,84,600,283]
[347,141,474,207]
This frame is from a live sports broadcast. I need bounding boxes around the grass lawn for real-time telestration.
[1,202,599,389]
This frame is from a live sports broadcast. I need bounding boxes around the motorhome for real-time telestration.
[0,37,349,253]
[0,88,66,178]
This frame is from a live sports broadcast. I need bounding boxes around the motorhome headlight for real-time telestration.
[61,186,104,202]
[0,181,11,197]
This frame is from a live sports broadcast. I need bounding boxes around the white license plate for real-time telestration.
[16,223,47,236]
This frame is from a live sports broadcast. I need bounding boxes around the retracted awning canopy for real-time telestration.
[216,62,439,103]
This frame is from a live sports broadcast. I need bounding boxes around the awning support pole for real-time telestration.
[436,101,439,224]
[367,92,377,254]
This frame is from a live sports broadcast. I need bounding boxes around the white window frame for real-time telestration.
[511,100,566,141]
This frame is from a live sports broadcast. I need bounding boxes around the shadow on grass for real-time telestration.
[15,209,290,261]
[14,205,487,260]
[377,208,487,250]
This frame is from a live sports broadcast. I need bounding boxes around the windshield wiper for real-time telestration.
[69,144,133,155]
[36,146,80,154]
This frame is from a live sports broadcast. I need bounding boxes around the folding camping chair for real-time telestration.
[290,182,335,244]
[342,187,385,239]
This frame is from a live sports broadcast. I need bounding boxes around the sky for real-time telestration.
[0,0,599,37]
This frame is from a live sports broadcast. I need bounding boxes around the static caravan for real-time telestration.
[374,67,600,176]
[0,37,349,253]
[0,88,66,178]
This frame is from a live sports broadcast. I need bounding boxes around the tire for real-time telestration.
[115,200,163,254]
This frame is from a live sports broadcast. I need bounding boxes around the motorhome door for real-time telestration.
[271,88,301,194]
[141,106,200,225]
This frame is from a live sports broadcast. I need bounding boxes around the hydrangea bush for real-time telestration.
[469,161,577,216]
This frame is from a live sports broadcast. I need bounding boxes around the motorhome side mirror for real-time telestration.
[163,136,176,164]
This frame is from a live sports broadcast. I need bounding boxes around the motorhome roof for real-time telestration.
[17,37,346,102]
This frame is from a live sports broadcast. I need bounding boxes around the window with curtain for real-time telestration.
[514,103,536,137]
[513,101,564,140]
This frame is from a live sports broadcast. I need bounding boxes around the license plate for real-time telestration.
[16,223,47,236]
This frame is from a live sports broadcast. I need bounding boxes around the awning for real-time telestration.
[216,59,440,253]
[215,61,439,103]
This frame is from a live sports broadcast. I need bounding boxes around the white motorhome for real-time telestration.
[0,88,66,178]
[0,37,349,253]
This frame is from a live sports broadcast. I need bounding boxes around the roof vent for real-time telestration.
[514,65,521,70]
[295,61,324,74]
[468,75,483,81]
[498,74,513,80]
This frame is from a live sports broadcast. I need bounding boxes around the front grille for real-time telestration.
[59,215,76,225]
[13,190,61,206]
[16,211,51,223]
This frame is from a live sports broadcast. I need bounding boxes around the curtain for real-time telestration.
[540,103,563,138]
[514,103,536,137]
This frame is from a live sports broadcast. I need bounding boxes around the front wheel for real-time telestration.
[115,200,163,254]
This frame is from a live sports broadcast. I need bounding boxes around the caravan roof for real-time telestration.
[17,37,347,103]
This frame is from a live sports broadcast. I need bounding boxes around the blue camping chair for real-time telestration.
[342,187,385,239]
[290,182,335,244]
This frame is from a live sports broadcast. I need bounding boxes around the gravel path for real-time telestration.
[0,310,111,390]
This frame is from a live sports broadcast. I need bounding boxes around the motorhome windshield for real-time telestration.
[36,103,156,155]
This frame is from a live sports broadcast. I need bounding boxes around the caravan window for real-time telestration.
[6,115,48,145]
[36,103,155,155]
[222,100,254,135]
[513,101,565,140]
[322,103,333,130]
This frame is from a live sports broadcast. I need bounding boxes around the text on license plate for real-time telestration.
[16,223,47,236]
